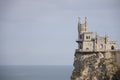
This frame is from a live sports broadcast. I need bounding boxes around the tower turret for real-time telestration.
[85,17,88,32]
[78,17,88,34]
[78,17,81,35]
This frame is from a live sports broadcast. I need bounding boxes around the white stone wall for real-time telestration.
[81,33,117,52]
[83,33,93,41]
[83,41,93,51]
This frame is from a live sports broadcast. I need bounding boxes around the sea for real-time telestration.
[0,65,73,80]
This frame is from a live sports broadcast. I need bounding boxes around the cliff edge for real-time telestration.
[71,52,119,80]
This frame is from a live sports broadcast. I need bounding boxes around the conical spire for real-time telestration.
[78,17,88,33]
[85,17,88,31]
[85,17,87,23]
[78,17,81,35]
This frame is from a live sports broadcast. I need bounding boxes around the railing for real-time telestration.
[76,39,82,42]
[75,49,120,53]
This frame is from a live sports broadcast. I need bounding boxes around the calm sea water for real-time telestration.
[0,65,73,80]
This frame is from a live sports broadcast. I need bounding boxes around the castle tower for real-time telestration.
[78,17,88,34]
[77,17,93,52]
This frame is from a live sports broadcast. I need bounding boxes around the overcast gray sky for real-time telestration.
[0,0,120,65]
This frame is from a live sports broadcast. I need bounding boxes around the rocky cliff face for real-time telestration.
[71,52,118,80]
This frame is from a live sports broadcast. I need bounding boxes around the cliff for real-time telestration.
[71,52,119,80]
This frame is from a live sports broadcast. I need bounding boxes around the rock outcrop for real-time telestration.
[71,52,118,80]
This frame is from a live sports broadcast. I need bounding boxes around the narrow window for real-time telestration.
[100,44,103,49]
[88,36,90,39]
[86,36,88,39]
[80,35,82,39]
[86,48,89,50]
[111,46,114,50]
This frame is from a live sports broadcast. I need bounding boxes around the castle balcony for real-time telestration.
[75,49,94,53]
[75,49,120,53]
[76,39,82,43]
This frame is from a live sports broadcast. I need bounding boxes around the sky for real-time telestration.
[0,0,120,65]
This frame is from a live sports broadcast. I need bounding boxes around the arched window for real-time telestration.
[86,36,90,39]
[86,36,89,39]
[86,48,89,50]
[88,36,90,39]
[80,35,82,39]
[111,46,114,50]
[100,44,103,49]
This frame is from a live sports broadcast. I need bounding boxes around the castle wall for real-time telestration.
[82,41,93,51]
[116,52,120,65]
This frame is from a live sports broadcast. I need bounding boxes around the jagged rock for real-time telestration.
[71,52,118,80]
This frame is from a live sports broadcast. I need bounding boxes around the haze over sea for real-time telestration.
[0,65,72,80]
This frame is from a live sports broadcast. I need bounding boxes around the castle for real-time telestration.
[71,17,120,80]
[76,17,118,59]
